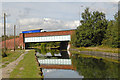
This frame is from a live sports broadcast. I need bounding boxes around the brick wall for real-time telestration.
[24,30,74,37]
[0,34,25,49]
[1,37,20,49]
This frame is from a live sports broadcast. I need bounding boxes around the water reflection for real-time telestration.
[71,54,119,78]
[35,48,69,59]
[35,48,83,78]
[43,69,84,78]
[35,48,119,78]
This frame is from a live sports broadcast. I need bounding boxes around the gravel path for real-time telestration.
[0,50,28,79]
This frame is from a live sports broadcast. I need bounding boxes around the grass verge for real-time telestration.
[70,50,119,63]
[71,46,119,53]
[10,50,42,78]
[2,50,25,68]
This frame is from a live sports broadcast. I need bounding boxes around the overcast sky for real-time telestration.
[0,1,119,36]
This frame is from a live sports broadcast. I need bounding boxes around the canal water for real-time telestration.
[35,48,119,79]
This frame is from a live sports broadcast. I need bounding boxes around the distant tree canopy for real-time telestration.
[71,8,119,48]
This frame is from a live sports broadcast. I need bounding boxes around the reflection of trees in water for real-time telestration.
[71,54,118,78]
[49,49,59,56]
[41,48,47,55]
[35,48,41,53]
[35,48,60,56]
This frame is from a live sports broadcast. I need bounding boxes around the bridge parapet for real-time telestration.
[24,30,74,37]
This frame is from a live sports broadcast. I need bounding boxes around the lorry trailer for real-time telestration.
[22,29,43,33]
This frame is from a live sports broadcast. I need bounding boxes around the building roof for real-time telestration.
[22,29,43,31]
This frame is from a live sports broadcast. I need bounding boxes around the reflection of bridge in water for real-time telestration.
[38,59,75,70]
[38,59,71,65]
[36,49,83,78]
[40,65,75,70]
[37,50,75,70]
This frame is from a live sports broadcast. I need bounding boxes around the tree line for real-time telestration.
[1,35,19,41]
[71,8,120,48]
[28,42,60,48]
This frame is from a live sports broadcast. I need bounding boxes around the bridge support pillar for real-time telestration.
[67,43,70,51]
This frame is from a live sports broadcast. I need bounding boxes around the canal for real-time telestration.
[35,48,119,79]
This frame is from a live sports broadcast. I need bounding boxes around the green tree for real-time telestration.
[35,43,40,46]
[29,43,35,47]
[71,8,108,47]
[102,11,120,48]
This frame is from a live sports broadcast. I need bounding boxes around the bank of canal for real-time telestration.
[35,48,119,79]
[10,50,42,78]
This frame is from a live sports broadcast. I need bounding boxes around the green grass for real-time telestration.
[10,50,42,78]
[71,46,119,53]
[2,50,25,68]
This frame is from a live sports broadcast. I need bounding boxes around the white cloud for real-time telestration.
[65,20,80,28]
[17,18,79,34]
[2,2,118,23]
[0,17,80,36]
[19,18,42,25]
